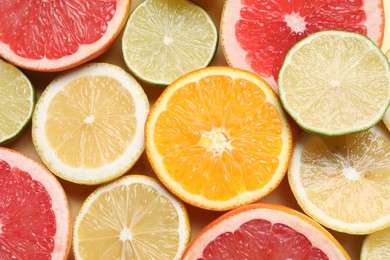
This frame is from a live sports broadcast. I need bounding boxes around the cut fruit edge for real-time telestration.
[360,227,390,259]
[145,66,293,211]
[288,125,390,234]
[220,0,385,90]
[0,0,130,72]
[0,147,72,258]
[32,63,150,184]
[122,0,218,86]
[72,174,191,259]
[182,203,350,259]
[0,59,36,144]
[278,30,390,136]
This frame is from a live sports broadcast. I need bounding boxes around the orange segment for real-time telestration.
[146,66,293,211]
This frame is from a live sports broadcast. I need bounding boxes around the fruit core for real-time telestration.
[199,128,232,156]
[284,13,306,33]
[163,35,174,45]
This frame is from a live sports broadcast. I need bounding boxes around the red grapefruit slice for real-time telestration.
[182,203,350,259]
[220,0,385,90]
[0,0,130,72]
[0,147,71,259]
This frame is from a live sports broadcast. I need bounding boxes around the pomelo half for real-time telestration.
[0,147,71,259]
[220,0,385,90]
[0,0,130,71]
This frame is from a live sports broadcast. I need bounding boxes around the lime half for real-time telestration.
[0,59,35,144]
[122,0,218,86]
[278,30,390,136]
[382,48,390,132]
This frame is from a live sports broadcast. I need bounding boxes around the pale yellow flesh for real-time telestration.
[122,0,217,84]
[0,59,34,142]
[45,76,136,168]
[281,32,390,134]
[291,124,390,232]
[76,183,182,259]
[361,227,390,259]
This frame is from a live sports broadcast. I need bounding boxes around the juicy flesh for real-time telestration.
[281,34,390,133]
[0,61,33,140]
[0,160,56,259]
[300,129,390,223]
[45,76,136,168]
[123,0,216,83]
[236,0,369,82]
[363,227,390,257]
[199,219,328,259]
[0,0,117,59]
[154,75,285,201]
[77,183,181,259]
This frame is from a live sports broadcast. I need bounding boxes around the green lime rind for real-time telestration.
[278,30,390,136]
[121,0,218,87]
[0,59,36,145]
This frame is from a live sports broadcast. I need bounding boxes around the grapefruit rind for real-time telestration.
[0,59,36,145]
[72,174,191,260]
[278,30,390,136]
[0,0,130,72]
[122,0,218,86]
[288,124,390,235]
[32,63,149,185]
[0,147,72,259]
[145,66,293,211]
[182,203,349,259]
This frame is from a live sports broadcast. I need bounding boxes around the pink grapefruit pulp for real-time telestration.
[182,203,350,259]
[0,0,130,72]
[0,147,71,259]
[220,0,385,90]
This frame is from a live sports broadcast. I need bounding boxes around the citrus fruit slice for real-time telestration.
[288,123,390,235]
[220,0,385,90]
[145,66,293,211]
[32,63,149,185]
[182,203,350,259]
[122,0,218,86]
[0,0,130,72]
[0,147,71,259]
[361,226,390,259]
[278,30,390,136]
[73,174,190,259]
[382,48,390,132]
[0,58,35,144]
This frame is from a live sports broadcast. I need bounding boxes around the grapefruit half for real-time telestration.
[0,147,71,259]
[220,0,385,90]
[0,0,130,72]
[182,203,350,259]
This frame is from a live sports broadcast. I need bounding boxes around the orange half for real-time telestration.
[145,66,293,211]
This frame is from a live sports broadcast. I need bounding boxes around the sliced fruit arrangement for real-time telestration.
[361,226,390,259]
[32,63,149,185]
[73,174,190,259]
[182,203,350,259]
[0,58,35,144]
[0,0,130,71]
[145,66,293,211]
[279,30,390,136]
[0,147,71,259]
[288,123,390,235]
[122,0,218,86]
[220,0,385,90]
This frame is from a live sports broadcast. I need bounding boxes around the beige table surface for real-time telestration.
[5,0,390,259]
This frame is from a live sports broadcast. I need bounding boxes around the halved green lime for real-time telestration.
[278,30,390,136]
[0,59,35,144]
[121,0,218,86]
